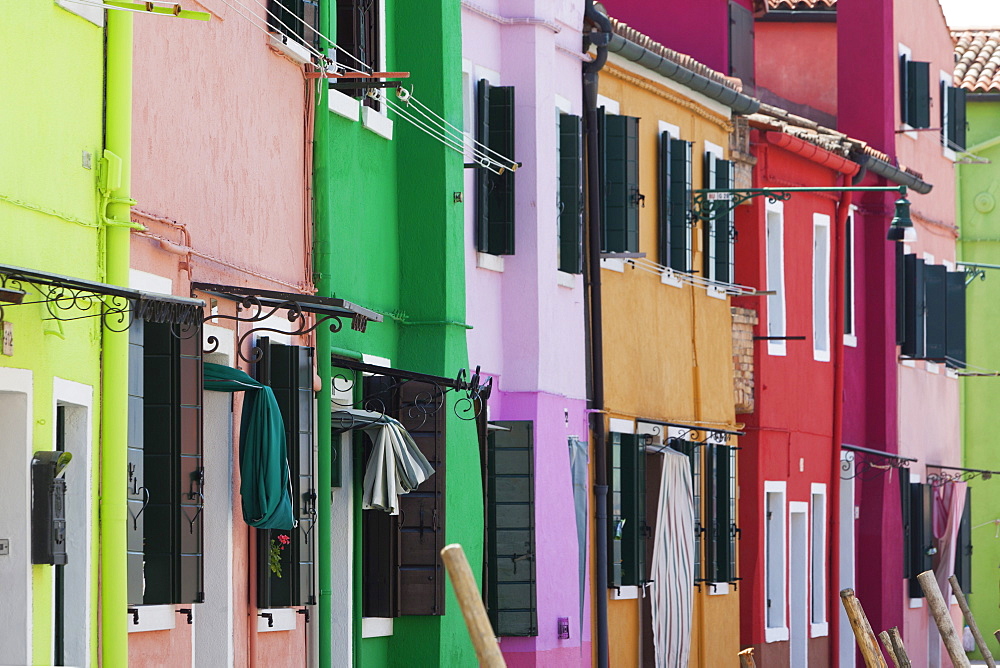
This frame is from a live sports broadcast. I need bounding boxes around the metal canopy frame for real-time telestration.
[927,463,1000,486]
[0,262,204,331]
[691,185,909,224]
[841,444,916,480]
[192,282,384,363]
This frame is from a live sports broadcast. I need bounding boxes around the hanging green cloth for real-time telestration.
[203,362,295,530]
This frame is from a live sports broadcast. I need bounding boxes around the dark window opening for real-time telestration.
[703,153,736,284]
[659,135,693,272]
[607,432,646,588]
[476,80,516,255]
[267,0,322,54]
[335,0,380,109]
[941,81,968,152]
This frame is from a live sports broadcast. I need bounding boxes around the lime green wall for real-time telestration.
[957,97,1000,661]
[315,0,479,665]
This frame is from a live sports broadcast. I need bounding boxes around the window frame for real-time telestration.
[765,200,787,357]
[809,483,829,637]
[476,78,517,256]
[764,481,788,642]
[898,44,931,131]
[813,213,832,362]
[844,207,858,347]
[600,112,642,254]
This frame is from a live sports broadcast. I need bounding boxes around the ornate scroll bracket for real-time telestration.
[927,465,999,487]
[841,447,915,481]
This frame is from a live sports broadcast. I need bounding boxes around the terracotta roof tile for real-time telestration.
[953,30,1000,93]
[763,0,836,11]
[608,17,744,92]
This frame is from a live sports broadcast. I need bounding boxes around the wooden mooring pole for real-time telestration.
[886,627,912,668]
[441,544,507,668]
[949,574,996,667]
[916,571,971,668]
[840,588,888,667]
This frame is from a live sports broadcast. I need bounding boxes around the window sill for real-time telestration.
[660,269,684,288]
[610,586,639,600]
[908,597,923,609]
[767,342,787,357]
[813,349,831,363]
[765,626,789,643]
[943,146,958,162]
[477,252,505,273]
[810,621,829,638]
[362,106,394,140]
[362,617,394,638]
[127,605,177,633]
[268,34,312,66]
[257,608,298,633]
[706,582,729,596]
[329,89,360,122]
[899,123,918,141]
[600,258,625,273]
[557,271,578,289]
[843,334,857,348]
[707,285,727,300]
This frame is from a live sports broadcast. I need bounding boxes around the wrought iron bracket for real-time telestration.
[927,464,999,486]
[841,446,915,481]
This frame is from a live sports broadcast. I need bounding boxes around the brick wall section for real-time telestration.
[732,306,758,413]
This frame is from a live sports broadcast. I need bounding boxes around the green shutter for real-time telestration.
[715,159,735,284]
[672,440,702,583]
[127,322,146,605]
[486,421,537,637]
[954,488,972,595]
[602,114,640,253]
[476,81,516,255]
[559,114,583,274]
[705,444,735,584]
[908,483,934,598]
[924,264,947,360]
[899,467,912,578]
[946,270,967,368]
[901,254,926,358]
[702,152,718,280]
[906,60,931,129]
[607,432,646,587]
[257,341,315,608]
[608,431,623,588]
[177,325,204,604]
[669,139,693,272]
[658,133,672,267]
[947,86,968,151]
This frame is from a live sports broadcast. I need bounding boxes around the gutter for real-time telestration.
[583,3,610,668]
[606,33,760,115]
[852,153,933,195]
[764,131,859,176]
[101,9,134,666]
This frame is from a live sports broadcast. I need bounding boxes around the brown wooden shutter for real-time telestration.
[177,323,205,604]
[126,322,147,605]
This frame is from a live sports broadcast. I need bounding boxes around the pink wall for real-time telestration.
[129,2,313,664]
[755,22,837,117]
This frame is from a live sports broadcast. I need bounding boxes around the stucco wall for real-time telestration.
[755,22,837,117]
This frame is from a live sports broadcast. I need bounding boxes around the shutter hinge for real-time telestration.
[297,608,311,623]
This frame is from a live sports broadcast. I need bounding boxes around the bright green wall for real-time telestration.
[1,3,106,666]
[957,97,1000,661]
[315,0,479,665]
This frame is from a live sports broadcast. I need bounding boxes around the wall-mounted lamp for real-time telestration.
[0,287,25,304]
[886,196,915,242]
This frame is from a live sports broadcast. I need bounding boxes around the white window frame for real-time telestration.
[658,121,690,281]
[809,483,829,637]
[898,43,918,140]
[813,213,832,362]
[764,481,789,642]
[939,69,958,161]
[844,207,858,347]
[765,200,787,357]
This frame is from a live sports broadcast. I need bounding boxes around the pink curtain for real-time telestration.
[932,481,967,600]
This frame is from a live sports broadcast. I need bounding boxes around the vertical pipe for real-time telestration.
[582,3,610,665]
[101,7,133,667]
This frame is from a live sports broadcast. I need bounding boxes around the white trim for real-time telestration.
[127,604,177,633]
[52,378,94,667]
[764,481,788,643]
[477,252,505,273]
[660,268,684,288]
[813,213,832,362]
[898,43,918,140]
[328,89,360,121]
[789,502,810,666]
[56,0,104,25]
[600,258,625,273]
[362,106,394,140]
[658,121,680,140]
[557,271,577,289]
[844,207,858,347]
[554,94,572,114]
[362,617,394,638]
[940,69,958,161]
[707,582,730,596]
[707,285,727,300]
[765,200,787,357]
[609,418,635,435]
[611,586,639,600]
[809,483,829,638]
[704,141,724,160]
[257,608,298,633]
[596,95,620,115]
[0,367,33,664]
[269,34,312,65]
[361,353,392,368]
[128,269,172,295]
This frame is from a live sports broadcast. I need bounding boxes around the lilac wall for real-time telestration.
[461,1,590,664]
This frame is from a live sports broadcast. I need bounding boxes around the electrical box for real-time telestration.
[31,451,72,565]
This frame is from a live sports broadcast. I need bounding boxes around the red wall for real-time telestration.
[755,22,838,117]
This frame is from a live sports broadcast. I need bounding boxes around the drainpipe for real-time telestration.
[101,7,134,667]
[582,2,610,667]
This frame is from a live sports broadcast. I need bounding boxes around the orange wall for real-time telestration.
[598,63,740,668]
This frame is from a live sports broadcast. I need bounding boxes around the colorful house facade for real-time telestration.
[954,27,1000,665]
[460,1,592,666]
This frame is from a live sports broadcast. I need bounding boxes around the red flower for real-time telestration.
[277,534,291,545]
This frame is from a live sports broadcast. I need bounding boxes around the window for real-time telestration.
[899,50,931,129]
[127,320,205,606]
[940,77,968,152]
[671,439,702,581]
[764,482,788,641]
[558,114,584,274]
[255,340,316,608]
[810,484,828,636]
[844,209,857,346]
[361,377,446,616]
[728,0,755,91]
[765,200,786,356]
[901,480,934,598]
[954,488,973,595]
[813,214,831,361]
[269,0,322,53]
[336,0,381,109]
[476,79,516,255]
[607,431,646,588]
[659,134,693,272]
[896,253,966,367]
[599,110,641,253]
[485,421,537,636]
[704,151,736,284]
